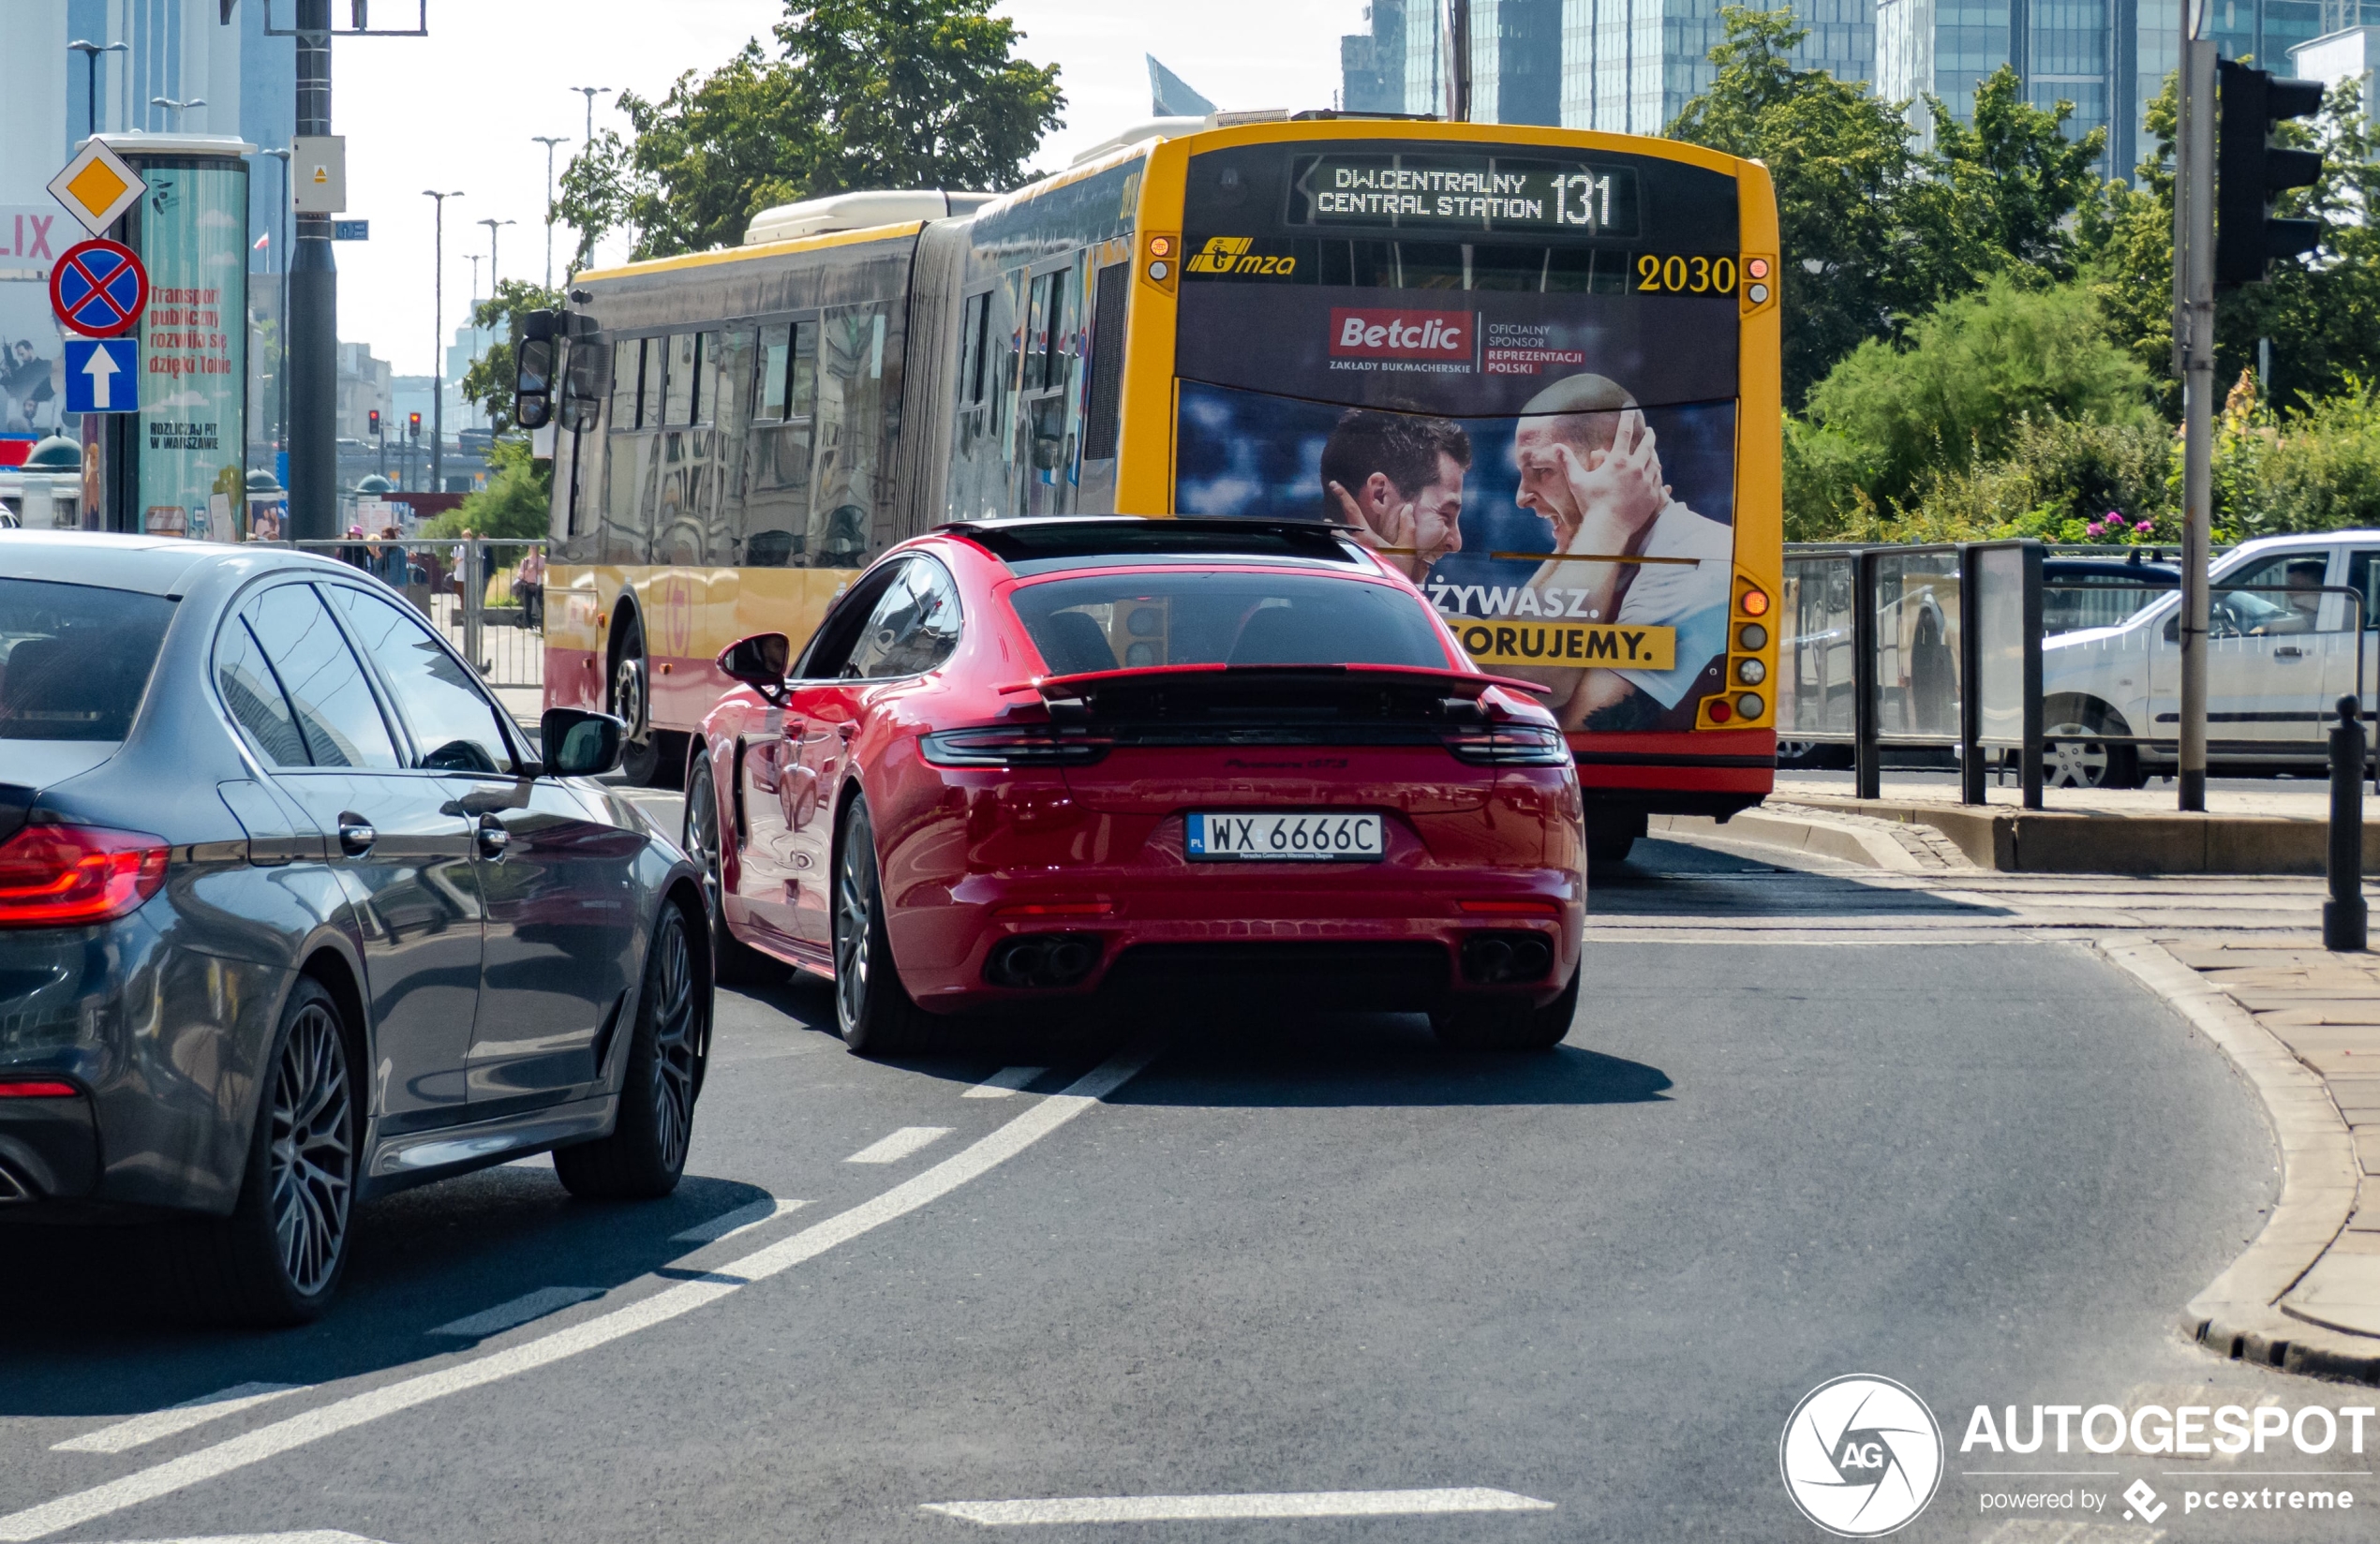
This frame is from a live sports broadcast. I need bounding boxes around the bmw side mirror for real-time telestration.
[542,707,626,778]
[719,631,792,693]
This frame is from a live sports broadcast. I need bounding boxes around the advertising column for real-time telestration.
[109,138,252,539]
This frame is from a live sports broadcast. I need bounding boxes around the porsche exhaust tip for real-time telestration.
[1460,931,1554,985]
[986,932,1104,989]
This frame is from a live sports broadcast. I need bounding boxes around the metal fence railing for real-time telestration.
[1780,540,2373,806]
[271,538,547,693]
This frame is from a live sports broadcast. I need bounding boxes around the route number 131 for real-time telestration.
[1554,172,1615,230]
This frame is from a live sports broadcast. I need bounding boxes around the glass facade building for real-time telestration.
[1339,1,2346,182]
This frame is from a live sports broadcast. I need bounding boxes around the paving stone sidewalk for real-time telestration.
[2163,943,2380,1348]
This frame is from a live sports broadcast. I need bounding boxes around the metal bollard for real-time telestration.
[2327,693,2367,952]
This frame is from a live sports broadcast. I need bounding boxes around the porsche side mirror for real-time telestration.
[542,707,626,778]
[719,631,792,688]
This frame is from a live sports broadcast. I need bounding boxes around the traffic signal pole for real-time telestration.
[287,0,336,541]
[2175,14,2216,811]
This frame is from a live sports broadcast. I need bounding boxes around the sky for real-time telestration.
[334,0,1365,377]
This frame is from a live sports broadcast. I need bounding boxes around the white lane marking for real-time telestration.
[962,1066,1049,1099]
[0,1047,1157,1544]
[75,1535,388,1544]
[844,1125,953,1164]
[920,1489,1557,1525]
[52,1386,304,1455]
[669,1195,807,1244]
[427,1286,605,1339]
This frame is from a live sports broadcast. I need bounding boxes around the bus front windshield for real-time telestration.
[1168,141,1745,736]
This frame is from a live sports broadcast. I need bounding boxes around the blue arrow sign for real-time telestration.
[64,338,139,414]
[333,220,369,241]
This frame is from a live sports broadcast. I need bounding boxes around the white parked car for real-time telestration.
[2039,531,2380,787]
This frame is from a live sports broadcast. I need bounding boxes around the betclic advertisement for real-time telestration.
[1175,280,1739,732]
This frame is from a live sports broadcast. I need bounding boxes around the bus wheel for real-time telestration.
[1585,809,1645,865]
[611,618,663,786]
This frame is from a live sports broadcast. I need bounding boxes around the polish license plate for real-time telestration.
[1184,811,1385,862]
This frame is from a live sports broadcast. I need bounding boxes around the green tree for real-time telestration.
[420,438,552,541]
[2089,73,2380,415]
[459,278,563,437]
[1666,7,1926,406]
[1798,275,2157,515]
[558,0,1062,263]
[1924,67,2108,290]
[1668,14,2112,405]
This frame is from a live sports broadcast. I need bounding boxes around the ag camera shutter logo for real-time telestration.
[1779,1374,1944,1537]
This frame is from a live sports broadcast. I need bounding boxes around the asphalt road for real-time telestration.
[0,833,2358,1544]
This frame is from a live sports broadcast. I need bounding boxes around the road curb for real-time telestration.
[1649,809,1921,871]
[2094,937,2380,1385]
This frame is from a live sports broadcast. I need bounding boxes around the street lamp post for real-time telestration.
[151,96,207,130]
[423,189,464,494]
[570,85,610,146]
[532,135,570,291]
[476,216,515,293]
[260,147,294,474]
[67,40,126,139]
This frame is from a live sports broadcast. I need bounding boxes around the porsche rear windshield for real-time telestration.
[1009,571,1450,674]
[0,579,175,742]
[957,519,1365,574]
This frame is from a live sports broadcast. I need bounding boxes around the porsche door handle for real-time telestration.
[2273,646,2306,660]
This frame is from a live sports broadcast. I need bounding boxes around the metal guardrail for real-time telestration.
[266,537,548,693]
[1779,540,2373,808]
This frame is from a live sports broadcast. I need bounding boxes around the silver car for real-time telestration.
[2038,532,2380,787]
[0,534,712,1324]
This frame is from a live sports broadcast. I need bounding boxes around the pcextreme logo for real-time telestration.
[1780,1374,1945,1537]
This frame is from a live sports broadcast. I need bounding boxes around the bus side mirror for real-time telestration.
[513,310,558,430]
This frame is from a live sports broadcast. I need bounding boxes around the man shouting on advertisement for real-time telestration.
[1508,373,1733,731]
[1317,408,1471,582]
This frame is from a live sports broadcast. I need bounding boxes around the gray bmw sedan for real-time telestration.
[0,533,711,1324]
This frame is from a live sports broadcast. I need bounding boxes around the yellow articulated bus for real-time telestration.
[533,112,1780,858]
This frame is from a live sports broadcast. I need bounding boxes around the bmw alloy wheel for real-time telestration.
[646,909,699,1174]
[268,1001,353,1297]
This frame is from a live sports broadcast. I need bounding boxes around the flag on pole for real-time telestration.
[253,230,270,250]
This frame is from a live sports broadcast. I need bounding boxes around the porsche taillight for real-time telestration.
[919,728,1112,767]
[0,823,171,928]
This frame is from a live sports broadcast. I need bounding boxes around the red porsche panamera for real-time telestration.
[680,518,1585,1054]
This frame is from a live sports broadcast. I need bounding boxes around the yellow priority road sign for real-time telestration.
[48,141,146,238]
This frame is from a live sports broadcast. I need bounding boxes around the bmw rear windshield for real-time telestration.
[0,579,174,743]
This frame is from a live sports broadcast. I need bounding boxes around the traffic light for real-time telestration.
[368,408,380,437]
[408,411,422,441]
[2216,59,2327,286]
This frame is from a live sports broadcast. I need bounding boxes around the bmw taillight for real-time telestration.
[0,823,170,928]
[919,728,1112,767]
[1440,722,1570,766]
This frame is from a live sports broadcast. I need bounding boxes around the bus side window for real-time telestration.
[708,329,756,565]
[957,292,989,408]
[1021,272,1052,393]
[810,304,885,570]
[611,339,643,429]
[757,324,791,421]
[738,319,814,569]
[1082,262,1129,462]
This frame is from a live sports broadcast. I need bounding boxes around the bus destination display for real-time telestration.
[1292,155,1642,238]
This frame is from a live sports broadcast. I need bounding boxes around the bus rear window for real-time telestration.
[1008,571,1450,674]
[0,580,174,742]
